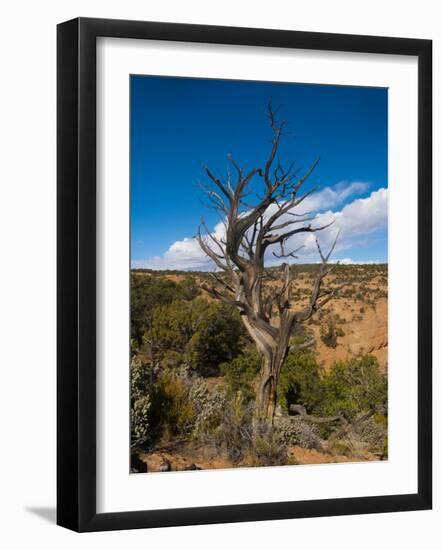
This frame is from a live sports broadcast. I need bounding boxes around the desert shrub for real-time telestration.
[192,386,228,439]
[217,394,255,462]
[315,355,387,420]
[327,436,356,456]
[159,350,184,370]
[328,418,387,459]
[130,359,154,446]
[176,277,200,301]
[320,319,345,348]
[149,299,244,376]
[278,352,323,413]
[192,386,254,462]
[352,415,388,456]
[220,348,261,401]
[130,274,199,349]
[131,395,151,446]
[250,423,288,466]
[155,369,196,437]
[185,307,244,376]
[131,362,202,446]
[275,416,323,449]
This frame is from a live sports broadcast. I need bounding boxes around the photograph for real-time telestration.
[130,75,389,473]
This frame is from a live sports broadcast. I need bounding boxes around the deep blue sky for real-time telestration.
[130,75,387,267]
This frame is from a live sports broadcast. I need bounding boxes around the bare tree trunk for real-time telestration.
[255,355,275,424]
[254,340,289,425]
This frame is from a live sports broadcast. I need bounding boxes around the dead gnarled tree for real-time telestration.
[197,104,341,424]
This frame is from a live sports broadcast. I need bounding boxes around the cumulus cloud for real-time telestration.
[338,258,383,265]
[290,187,388,261]
[299,180,369,213]
[134,183,387,271]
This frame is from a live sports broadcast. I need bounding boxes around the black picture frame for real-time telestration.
[57,17,432,532]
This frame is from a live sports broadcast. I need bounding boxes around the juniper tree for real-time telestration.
[197,103,340,423]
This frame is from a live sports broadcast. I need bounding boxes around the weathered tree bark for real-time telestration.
[249,310,293,424]
[255,350,285,424]
[197,102,341,426]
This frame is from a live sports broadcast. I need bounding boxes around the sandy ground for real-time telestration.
[138,444,381,473]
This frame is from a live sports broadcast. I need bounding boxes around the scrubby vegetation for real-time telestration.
[149,298,244,376]
[130,265,388,473]
[131,274,199,350]
[320,317,345,348]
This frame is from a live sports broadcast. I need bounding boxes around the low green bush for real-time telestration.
[277,351,323,413]
[149,298,245,376]
[320,319,345,348]
[220,348,261,401]
[314,355,387,420]
[131,274,199,350]
[155,369,196,437]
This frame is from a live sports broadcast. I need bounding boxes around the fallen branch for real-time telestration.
[289,404,344,424]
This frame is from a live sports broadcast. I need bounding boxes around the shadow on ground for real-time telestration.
[26,507,56,524]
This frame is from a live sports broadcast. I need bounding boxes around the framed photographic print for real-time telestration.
[57,17,432,532]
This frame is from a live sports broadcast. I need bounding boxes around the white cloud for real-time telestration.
[338,258,383,265]
[134,183,387,271]
[289,187,388,261]
[299,180,369,213]
[135,237,212,271]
